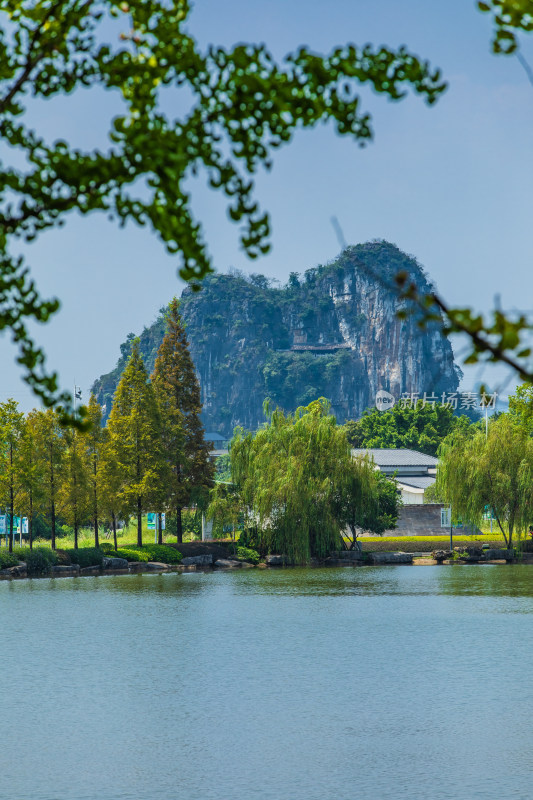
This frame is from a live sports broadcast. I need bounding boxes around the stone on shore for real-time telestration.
[103,556,129,570]
[369,552,413,565]
[0,563,27,577]
[454,545,483,562]
[214,559,242,568]
[129,561,170,571]
[80,565,102,574]
[265,555,285,566]
[181,554,213,566]
[482,549,514,561]
[432,550,453,562]
[52,564,80,574]
[331,550,363,561]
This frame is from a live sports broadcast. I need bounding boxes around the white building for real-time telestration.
[351,448,437,505]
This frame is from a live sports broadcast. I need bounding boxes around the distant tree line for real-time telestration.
[0,300,213,553]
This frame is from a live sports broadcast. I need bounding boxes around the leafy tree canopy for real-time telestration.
[230,397,396,563]
[345,401,474,457]
[436,413,533,549]
[0,0,447,418]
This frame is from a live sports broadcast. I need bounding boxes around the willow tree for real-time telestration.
[231,398,353,563]
[152,299,213,543]
[436,414,533,549]
[334,456,400,550]
[107,341,166,546]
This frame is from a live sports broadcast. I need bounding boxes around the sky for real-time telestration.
[2,0,533,411]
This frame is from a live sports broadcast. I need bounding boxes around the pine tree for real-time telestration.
[152,299,214,543]
[107,340,166,546]
[58,427,90,549]
[98,430,124,551]
[19,411,46,550]
[0,400,25,552]
[85,395,104,547]
[32,410,63,549]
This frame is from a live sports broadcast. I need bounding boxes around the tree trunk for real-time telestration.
[8,444,14,553]
[157,513,163,545]
[93,455,99,548]
[29,491,33,551]
[137,496,143,547]
[50,449,56,550]
[74,517,78,550]
[176,506,183,543]
[112,512,117,551]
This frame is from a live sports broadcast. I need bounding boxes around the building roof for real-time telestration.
[204,432,227,442]
[396,476,436,490]
[351,448,438,468]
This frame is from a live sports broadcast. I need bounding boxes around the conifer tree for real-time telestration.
[152,299,214,543]
[32,409,63,549]
[58,427,90,549]
[19,411,46,550]
[98,431,124,551]
[0,400,25,552]
[85,395,104,548]
[107,341,166,546]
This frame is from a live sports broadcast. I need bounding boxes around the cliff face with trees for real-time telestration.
[92,241,460,434]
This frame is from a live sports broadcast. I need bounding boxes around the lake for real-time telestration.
[1,565,533,800]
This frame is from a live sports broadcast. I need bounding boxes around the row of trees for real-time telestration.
[0,300,213,552]
[209,399,399,564]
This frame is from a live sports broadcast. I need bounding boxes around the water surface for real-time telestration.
[1,565,532,800]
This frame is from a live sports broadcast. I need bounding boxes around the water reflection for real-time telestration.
[2,565,533,800]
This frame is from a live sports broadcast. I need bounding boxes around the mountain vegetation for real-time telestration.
[93,241,460,434]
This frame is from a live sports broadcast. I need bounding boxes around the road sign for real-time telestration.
[22,518,28,535]
[147,513,156,530]
[441,507,451,528]
[161,513,165,530]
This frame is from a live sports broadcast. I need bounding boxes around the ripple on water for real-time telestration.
[1,566,533,800]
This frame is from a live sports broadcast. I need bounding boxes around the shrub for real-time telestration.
[12,547,58,575]
[55,550,72,565]
[235,546,260,564]
[0,551,18,569]
[66,547,104,568]
[113,548,150,562]
[128,545,182,564]
[100,542,115,553]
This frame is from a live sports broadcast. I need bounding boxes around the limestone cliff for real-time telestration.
[92,241,460,434]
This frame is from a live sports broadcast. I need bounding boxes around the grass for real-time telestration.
[358,534,508,553]
[21,518,197,552]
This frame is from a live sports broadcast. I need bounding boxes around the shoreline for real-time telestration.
[0,548,527,582]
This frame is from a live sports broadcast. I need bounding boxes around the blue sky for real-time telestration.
[3,0,533,410]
